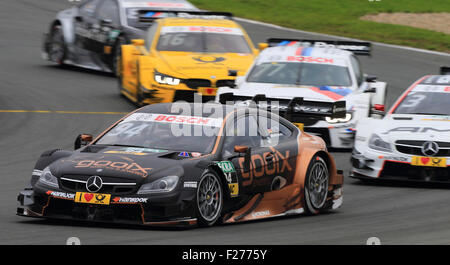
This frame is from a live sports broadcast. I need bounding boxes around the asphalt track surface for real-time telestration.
[1,0,450,245]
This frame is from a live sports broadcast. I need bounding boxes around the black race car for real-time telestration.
[17,102,344,227]
[42,0,198,74]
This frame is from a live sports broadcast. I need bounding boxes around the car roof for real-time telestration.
[118,0,198,10]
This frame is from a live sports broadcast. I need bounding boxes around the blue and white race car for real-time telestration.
[216,39,387,149]
[351,68,450,182]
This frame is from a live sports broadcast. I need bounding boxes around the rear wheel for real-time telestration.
[49,25,66,64]
[304,156,329,214]
[196,170,223,227]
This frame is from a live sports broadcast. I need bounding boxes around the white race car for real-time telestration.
[351,68,450,182]
[216,39,387,149]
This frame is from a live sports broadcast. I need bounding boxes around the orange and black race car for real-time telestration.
[17,101,344,227]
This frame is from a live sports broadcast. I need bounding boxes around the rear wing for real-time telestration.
[267,38,372,56]
[440,66,450,75]
[136,10,233,23]
[219,93,347,120]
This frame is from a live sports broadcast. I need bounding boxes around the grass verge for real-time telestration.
[190,0,450,53]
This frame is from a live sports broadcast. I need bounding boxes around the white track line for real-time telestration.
[235,17,450,57]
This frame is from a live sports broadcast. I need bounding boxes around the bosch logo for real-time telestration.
[86,176,103,193]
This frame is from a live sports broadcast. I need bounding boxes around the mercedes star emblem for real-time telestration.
[86,176,103,193]
[421,141,439,157]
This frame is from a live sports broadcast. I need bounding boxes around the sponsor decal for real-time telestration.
[160,26,243,35]
[216,161,236,183]
[216,161,236,173]
[381,156,409,162]
[178,152,190,158]
[287,56,334,64]
[228,183,239,197]
[240,147,292,187]
[183,181,198,188]
[124,113,223,127]
[251,210,270,218]
[74,160,152,178]
[383,127,450,134]
[46,191,75,200]
[413,84,450,93]
[193,56,226,64]
[75,192,111,205]
[104,147,168,156]
[411,156,447,168]
[112,197,149,203]
[191,152,202,158]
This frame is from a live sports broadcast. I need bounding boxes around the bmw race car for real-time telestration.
[351,68,450,182]
[217,39,387,149]
[118,12,259,106]
[42,0,199,74]
[17,102,344,227]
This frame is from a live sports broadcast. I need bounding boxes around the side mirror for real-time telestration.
[100,18,113,26]
[363,86,376,93]
[228,70,238,77]
[75,16,83,23]
[234,145,249,153]
[258,43,269,51]
[235,146,251,172]
[365,75,378,83]
[131,39,145,46]
[74,134,93,150]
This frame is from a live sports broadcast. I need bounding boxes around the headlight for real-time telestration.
[368,134,392,152]
[154,72,181,86]
[137,176,179,194]
[325,113,353,124]
[38,167,59,188]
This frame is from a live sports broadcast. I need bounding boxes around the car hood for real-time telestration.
[377,114,450,143]
[156,51,254,79]
[49,146,201,184]
[235,82,355,102]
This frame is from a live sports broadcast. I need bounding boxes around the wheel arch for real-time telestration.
[207,164,232,201]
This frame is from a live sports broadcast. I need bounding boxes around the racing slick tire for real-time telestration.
[195,170,224,227]
[304,156,330,215]
[48,24,66,65]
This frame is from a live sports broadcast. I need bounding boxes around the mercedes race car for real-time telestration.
[217,39,387,149]
[118,12,259,106]
[351,68,450,182]
[17,102,344,227]
[42,0,199,74]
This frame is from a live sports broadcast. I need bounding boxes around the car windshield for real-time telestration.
[394,91,450,116]
[246,62,352,87]
[96,113,222,153]
[156,29,252,53]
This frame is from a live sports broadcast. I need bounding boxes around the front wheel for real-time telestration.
[304,156,329,215]
[196,170,224,227]
[48,25,66,64]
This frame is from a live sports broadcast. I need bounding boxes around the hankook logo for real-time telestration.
[86,176,103,193]
[421,141,439,157]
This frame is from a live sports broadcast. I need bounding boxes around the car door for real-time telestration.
[74,0,103,53]
[258,115,297,191]
[221,113,268,195]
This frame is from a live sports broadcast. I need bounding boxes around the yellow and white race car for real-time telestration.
[118,12,260,105]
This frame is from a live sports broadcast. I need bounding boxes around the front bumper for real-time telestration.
[350,148,450,182]
[17,185,198,227]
